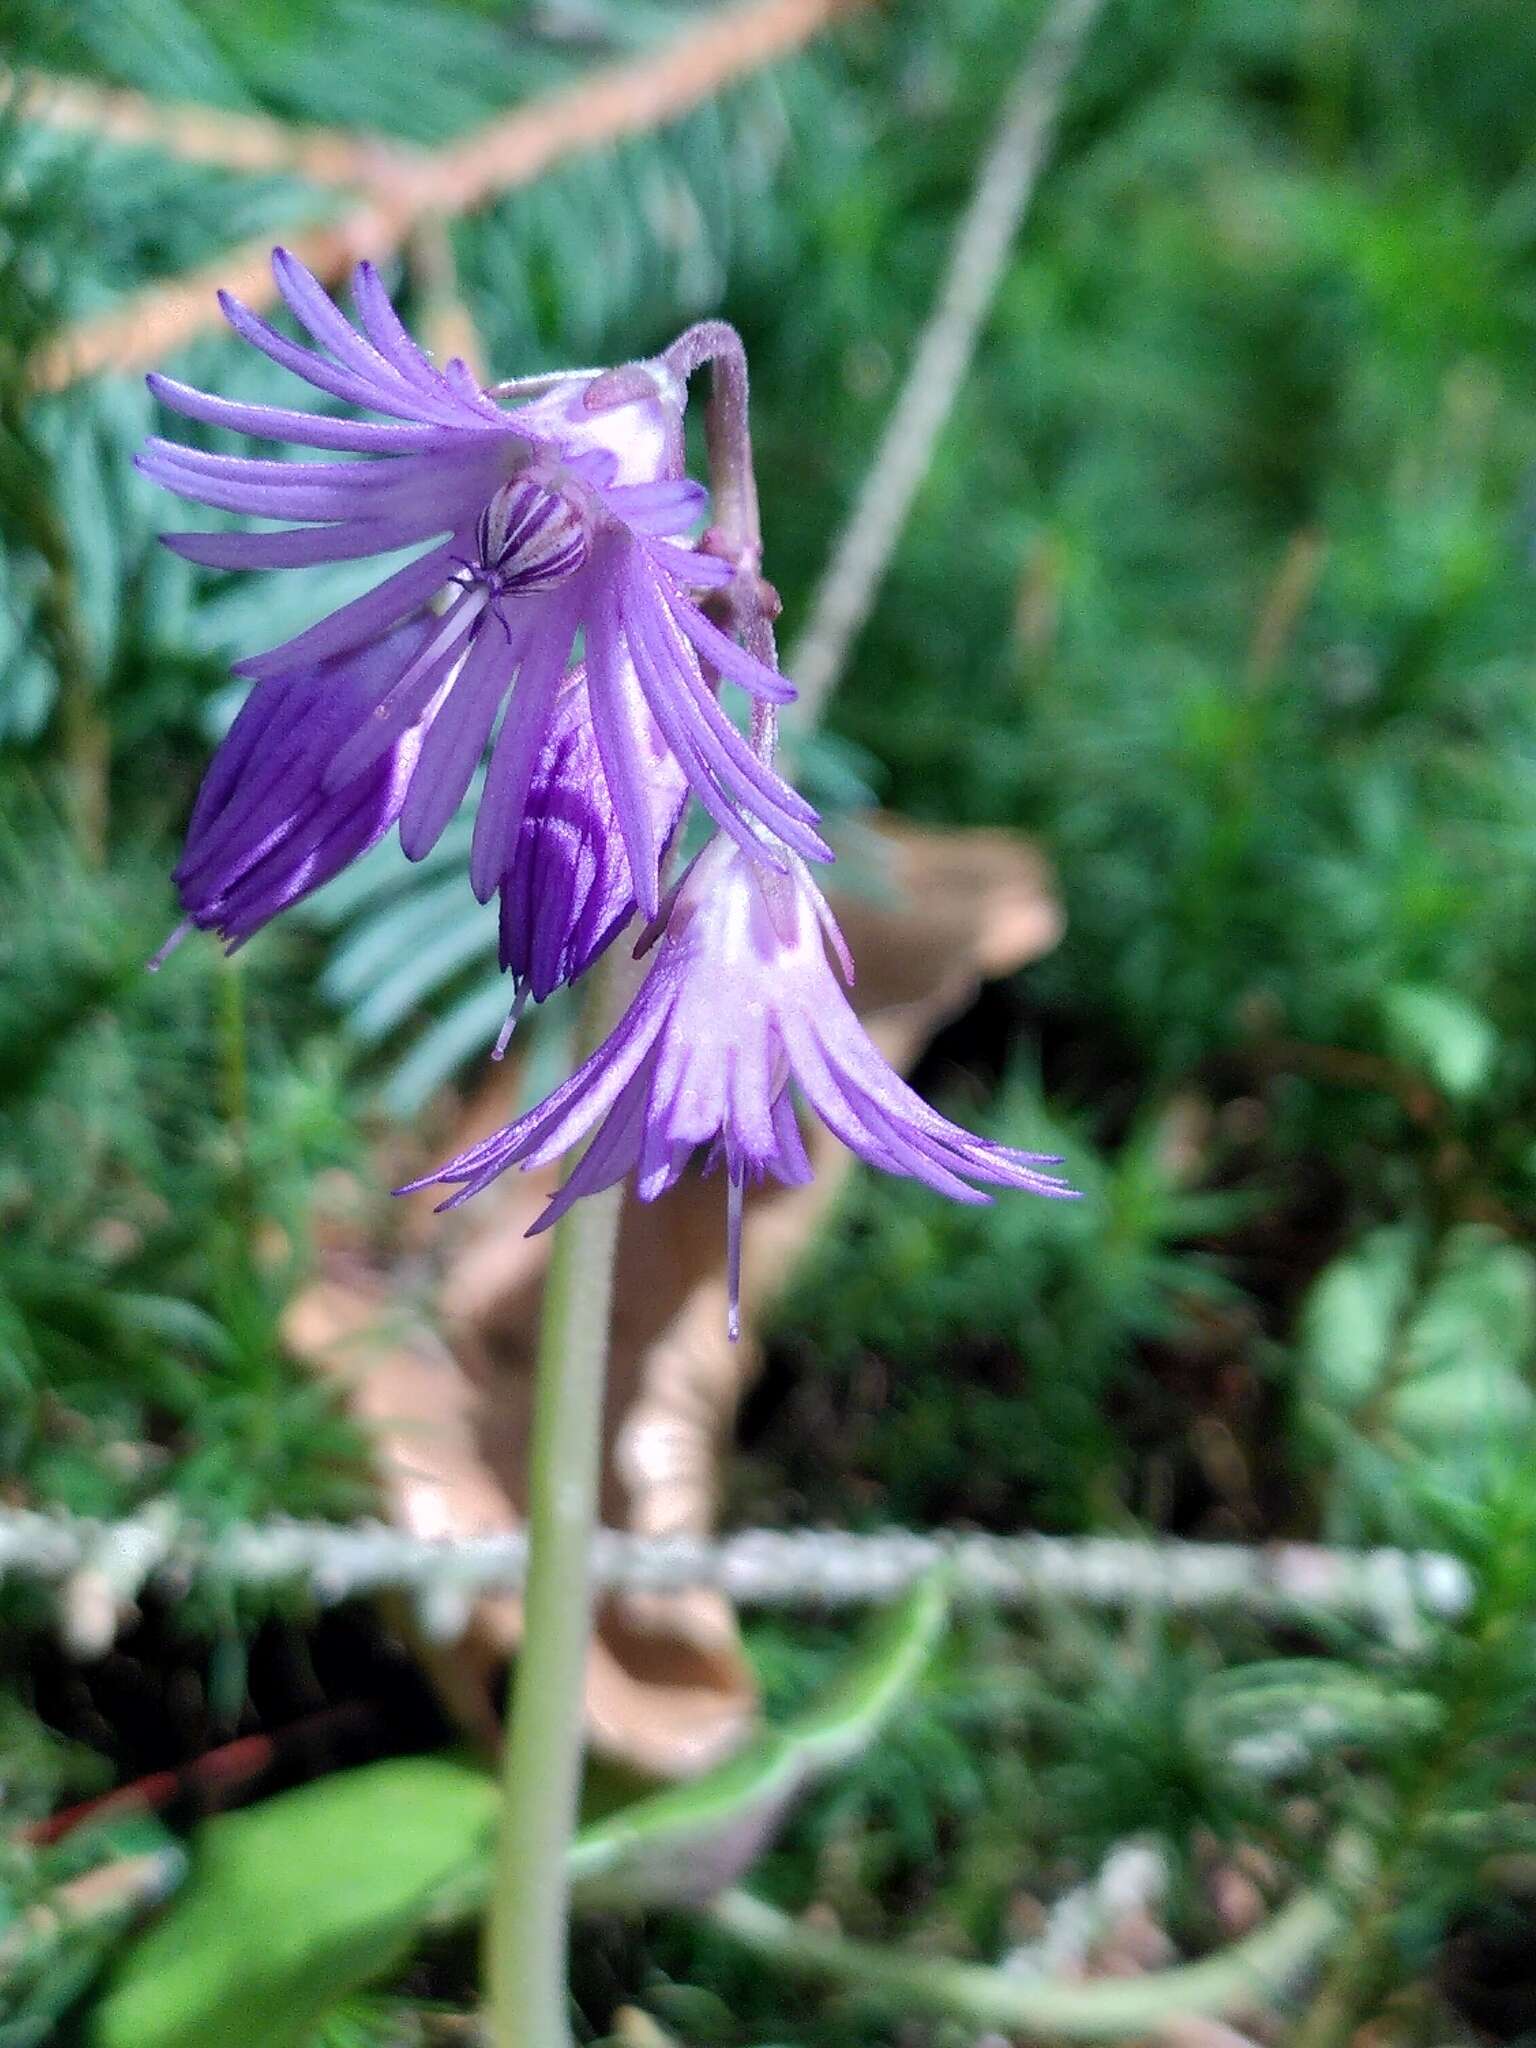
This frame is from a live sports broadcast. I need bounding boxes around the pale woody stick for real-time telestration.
[788,0,1109,727]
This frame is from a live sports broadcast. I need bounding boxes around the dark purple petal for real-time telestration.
[183,663,299,845]
[175,626,434,892]
[496,671,686,1002]
[209,771,403,945]
[174,624,437,947]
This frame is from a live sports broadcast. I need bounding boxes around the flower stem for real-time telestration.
[11,418,109,862]
[708,1871,1345,2038]
[665,320,758,562]
[665,319,782,766]
[484,994,626,2048]
[214,953,262,1276]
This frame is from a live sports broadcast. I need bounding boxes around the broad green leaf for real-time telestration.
[1297,1224,1417,1412]
[1380,983,1499,1101]
[92,1577,949,2048]
[1390,1224,1536,1448]
[1304,1223,1536,1537]
[90,1755,498,2048]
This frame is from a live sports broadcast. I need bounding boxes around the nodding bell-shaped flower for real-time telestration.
[138,250,825,936]
[404,837,1076,1337]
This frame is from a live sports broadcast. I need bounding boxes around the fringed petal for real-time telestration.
[146,373,484,454]
[233,538,462,679]
[397,623,516,859]
[581,569,663,918]
[668,588,798,706]
[162,517,447,570]
[524,1073,653,1233]
[351,261,466,404]
[218,284,469,426]
[271,248,443,412]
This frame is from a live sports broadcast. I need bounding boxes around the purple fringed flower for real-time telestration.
[406,838,1076,1336]
[153,619,440,960]
[496,662,688,1019]
[137,250,825,919]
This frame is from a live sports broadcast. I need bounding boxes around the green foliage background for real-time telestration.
[3,0,1536,2040]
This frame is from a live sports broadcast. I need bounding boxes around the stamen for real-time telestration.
[726,1171,745,1344]
[485,368,605,402]
[146,918,194,973]
[371,589,486,726]
[633,850,702,958]
[492,982,531,1061]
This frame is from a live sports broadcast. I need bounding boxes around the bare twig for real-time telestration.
[1,65,415,187]
[25,0,869,395]
[0,1850,186,1973]
[406,215,488,382]
[0,1509,1473,1653]
[787,0,1107,727]
[411,0,863,217]
[1246,527,1327,689]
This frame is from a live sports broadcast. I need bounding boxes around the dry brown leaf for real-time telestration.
[286,816,1060,1778]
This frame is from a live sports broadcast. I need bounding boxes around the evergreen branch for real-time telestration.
[0,64,416,187]
[28,208,408,394]
[787,0,1106,727]
[406,0,861,216]
[23,474,107,860]
[26,0,869,394]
